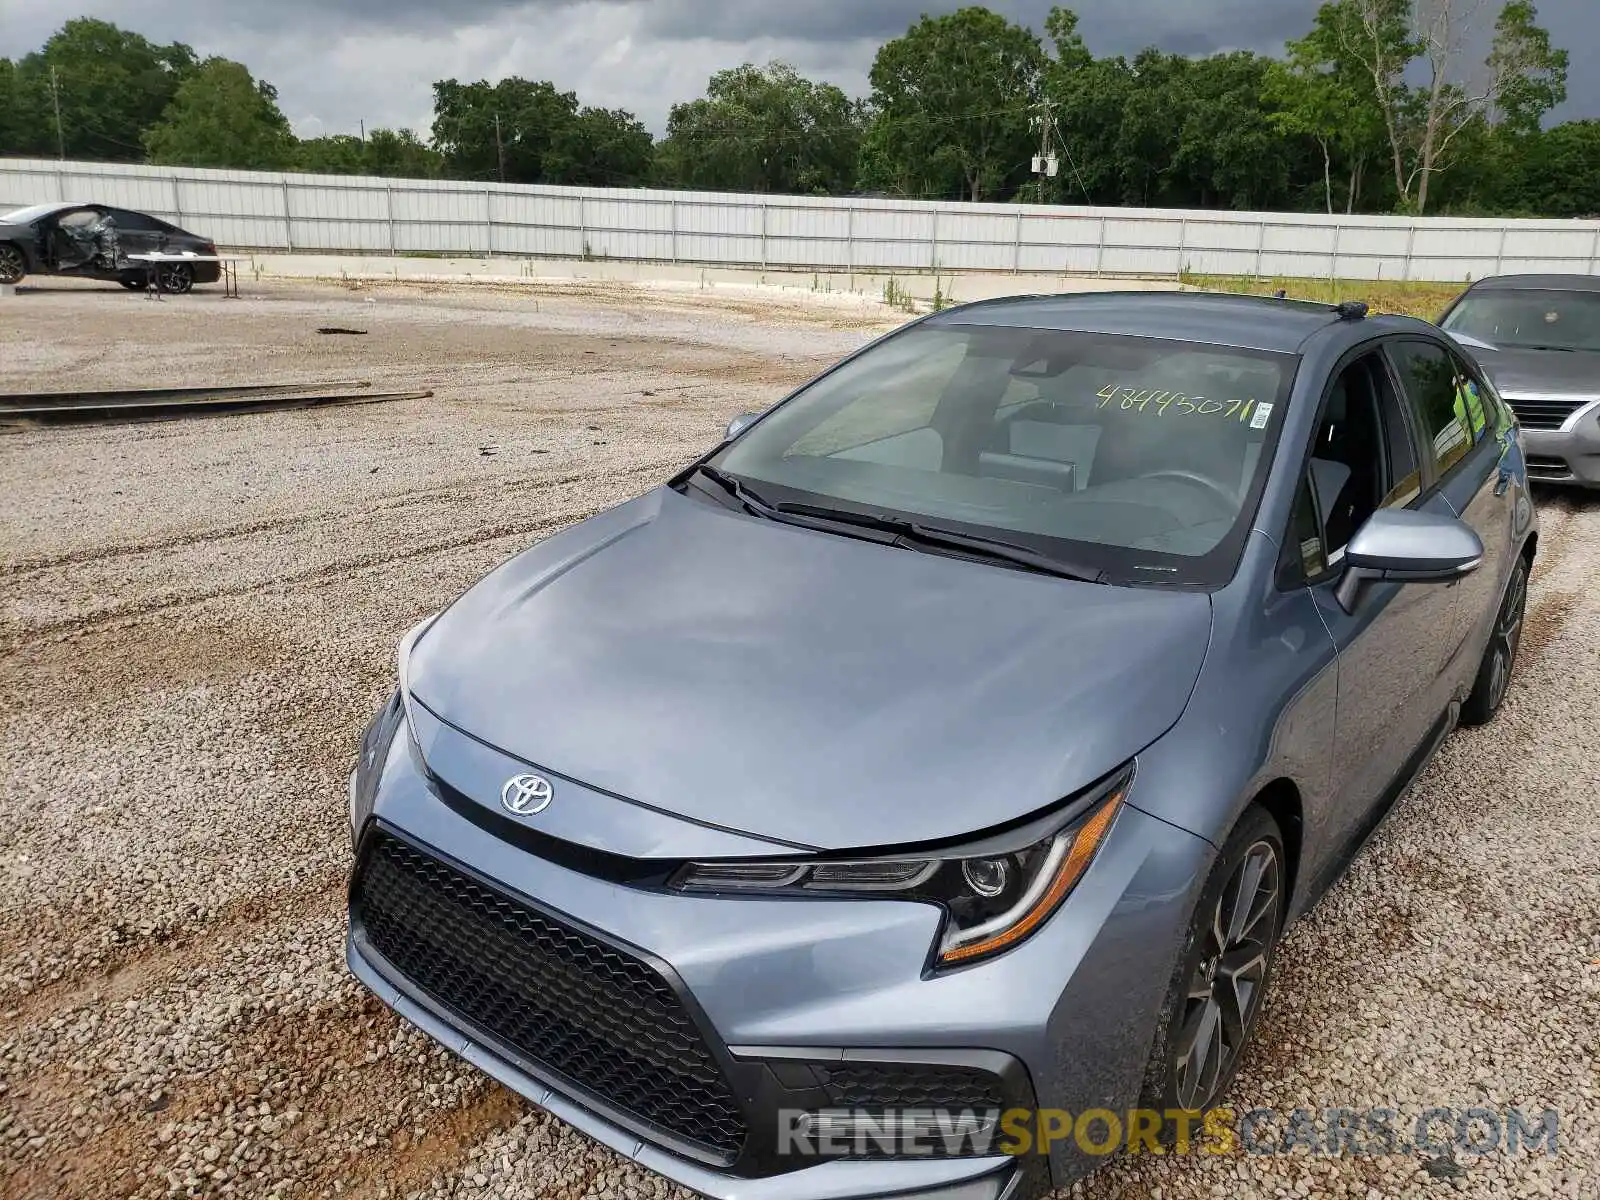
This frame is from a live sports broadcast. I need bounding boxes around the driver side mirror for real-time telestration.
[724,411,762,442]
[1334,509,1484,614]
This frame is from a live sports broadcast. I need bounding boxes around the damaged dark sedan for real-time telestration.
[0,201,221,293]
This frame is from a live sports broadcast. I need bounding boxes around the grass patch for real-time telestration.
[1181,273,1463,320]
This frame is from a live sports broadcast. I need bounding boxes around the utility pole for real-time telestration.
[1028,99,1058,204]
[50,65,65,160]
[493,112,506,183]
[359,118,366,143]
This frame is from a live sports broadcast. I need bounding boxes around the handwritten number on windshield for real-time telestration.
[1095,385,1257,423]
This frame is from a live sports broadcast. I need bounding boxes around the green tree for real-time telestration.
[863,7,1044,202]
[1487,0,1568,137]
[295,134,368,174]
[1309,0,1567,213]
[431,78,651,185]
[9,19,197,161]
[549,106,654,186]
[1172,53,1294,210]
[143,58,294,169]
[658,62,860,194]
[1303,0,1417,209]
[0,58,20,157]
[1516,121,1600,216]
[1112,50,1191,206]
[1037,8,1130,204]
[1266,18,1387,213]
[432,77,573,182]
[363,128,444,179]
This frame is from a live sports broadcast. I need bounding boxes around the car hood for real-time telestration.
[1454,340,1600,397]
[408,487,1213,851]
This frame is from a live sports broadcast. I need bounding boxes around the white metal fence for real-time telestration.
[4,156,1599,283]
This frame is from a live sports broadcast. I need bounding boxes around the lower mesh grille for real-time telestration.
[808,1061,1012,1159]
[352,832,748,1160]
[818,1062,1008,1111]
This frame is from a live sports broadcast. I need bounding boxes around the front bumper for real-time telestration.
[349,933,1025,1200]
[344,711,1212,1197]
[1519,406,1600,487]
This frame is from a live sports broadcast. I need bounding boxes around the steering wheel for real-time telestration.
[1139,468,1240,509]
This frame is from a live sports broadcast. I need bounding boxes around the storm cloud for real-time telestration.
[3,0,1594,140]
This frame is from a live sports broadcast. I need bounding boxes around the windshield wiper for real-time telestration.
[689,464,783,515]
[772,501,1106,583]
[691,467,1105,582]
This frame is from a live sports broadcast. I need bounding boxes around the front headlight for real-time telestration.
[349,613,439,846]
[670,765,1131,968]
[350,689,403,844]
[396,611,439,737]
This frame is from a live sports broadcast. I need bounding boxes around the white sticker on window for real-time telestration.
[1249,402,1274,430]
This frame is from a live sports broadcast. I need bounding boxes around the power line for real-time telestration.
[1048,112,1094,204]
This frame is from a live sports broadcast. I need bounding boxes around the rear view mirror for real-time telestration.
[1335,509,1484,613]
[724,411,761,441]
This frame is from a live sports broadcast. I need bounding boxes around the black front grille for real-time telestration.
[352,832,748,1160]
[818,1062,1009,1111]
[1506,396,1588,430]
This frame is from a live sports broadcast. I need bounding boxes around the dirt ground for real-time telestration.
[1,278,1596,1200]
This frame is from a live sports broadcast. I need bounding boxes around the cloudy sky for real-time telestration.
[4,0,1595,139]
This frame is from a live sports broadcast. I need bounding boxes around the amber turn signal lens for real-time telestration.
[937,789,1125,965]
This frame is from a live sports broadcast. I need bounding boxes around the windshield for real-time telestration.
[715,322,1294,586]
[0,203,64,225]
[1442,290,1600,352]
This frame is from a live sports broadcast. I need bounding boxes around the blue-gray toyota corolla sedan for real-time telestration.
[346,292,1536,1199]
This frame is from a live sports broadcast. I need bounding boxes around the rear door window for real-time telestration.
[1387,339,1485,478]
[106,209,168,233]
[1449,350,1514,436]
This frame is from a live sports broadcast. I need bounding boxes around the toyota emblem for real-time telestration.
[500,773,554,816]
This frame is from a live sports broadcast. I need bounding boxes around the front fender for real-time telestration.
[1124,533,1339,923]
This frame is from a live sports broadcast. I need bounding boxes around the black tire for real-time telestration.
[156,263,193,294]
[1461,555,1529,726]
[0,243,25,285]
[1140,806,1286,1119]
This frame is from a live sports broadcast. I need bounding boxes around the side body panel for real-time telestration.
[1116,531,1339,922]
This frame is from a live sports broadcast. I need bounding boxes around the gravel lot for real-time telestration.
[1,278,1595,1200]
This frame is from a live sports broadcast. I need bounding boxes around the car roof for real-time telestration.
[1465,273,1600,293]
[925,290,1421,354]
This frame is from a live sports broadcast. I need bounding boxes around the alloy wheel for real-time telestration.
[0,245,24,285]
[1172,839,1281,1111]
[1487,564,1528,711]
[158,264,194,294]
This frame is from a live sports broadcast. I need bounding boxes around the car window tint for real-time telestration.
[1389,340,1482,478]
[106,209,165,232]
[56,209,100,228]
[1287,475,1328,583]
[1307,354,1415,561]
[1375,358,1421,508]
[1450,351,1513,436]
